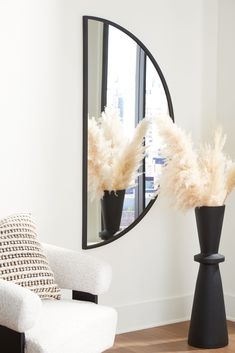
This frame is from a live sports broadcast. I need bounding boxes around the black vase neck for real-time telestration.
[195,205,225,255]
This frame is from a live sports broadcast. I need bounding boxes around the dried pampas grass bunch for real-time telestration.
[156,115,235,211]
[88,107,149,200]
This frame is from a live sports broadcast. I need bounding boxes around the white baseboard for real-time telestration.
[115,294,193,334]
[225,293,235,322]
[115,293,235,334]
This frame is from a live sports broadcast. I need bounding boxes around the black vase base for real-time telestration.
[188,263,228,350]
[188,339,228,349]
[99,229,119,241]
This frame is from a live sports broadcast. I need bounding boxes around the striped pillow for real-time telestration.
[0,213,61,300]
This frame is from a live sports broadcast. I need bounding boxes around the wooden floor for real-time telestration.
[105,321,235,353]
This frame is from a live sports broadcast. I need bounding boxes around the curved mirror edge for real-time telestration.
[82,15,174,249]
[83,198,156,249]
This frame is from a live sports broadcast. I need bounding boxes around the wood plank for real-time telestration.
[105,321,235,353]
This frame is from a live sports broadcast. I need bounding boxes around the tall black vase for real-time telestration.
[99,190,125,241]
[188,205,228,348]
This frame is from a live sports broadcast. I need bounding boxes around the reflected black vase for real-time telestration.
[99,190,125,241]
[188,205,228,348]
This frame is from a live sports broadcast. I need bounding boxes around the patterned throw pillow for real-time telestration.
[0,213,61,300]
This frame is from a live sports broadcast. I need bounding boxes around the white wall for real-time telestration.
[217,0,235,320]
[0,0,226,333]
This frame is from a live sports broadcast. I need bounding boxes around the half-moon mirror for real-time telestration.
[83,16,174,249]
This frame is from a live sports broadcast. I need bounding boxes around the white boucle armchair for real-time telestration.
[0,243,117,353]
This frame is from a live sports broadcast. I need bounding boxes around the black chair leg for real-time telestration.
[0,325,25,353]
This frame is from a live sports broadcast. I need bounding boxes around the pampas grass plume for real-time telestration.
[156,115,235,211]
[88,107,149,200]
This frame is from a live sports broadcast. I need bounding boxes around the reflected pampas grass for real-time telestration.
[88,107,149,200]
[156,115,235,211]
[226,163,235,197]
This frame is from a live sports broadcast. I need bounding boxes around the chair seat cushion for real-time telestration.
[25,299,117,353]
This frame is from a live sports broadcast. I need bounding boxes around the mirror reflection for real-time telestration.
[83,17,173,248]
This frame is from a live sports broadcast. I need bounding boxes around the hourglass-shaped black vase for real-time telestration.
[188,205,228,348]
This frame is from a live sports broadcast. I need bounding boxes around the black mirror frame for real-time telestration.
[82,15,174,249]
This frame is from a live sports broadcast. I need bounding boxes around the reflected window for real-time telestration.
[101,26,169,230]
[106,25,137,130]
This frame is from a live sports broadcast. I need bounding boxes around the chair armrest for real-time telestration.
[0,280,42,333]
[42,243,112,295]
